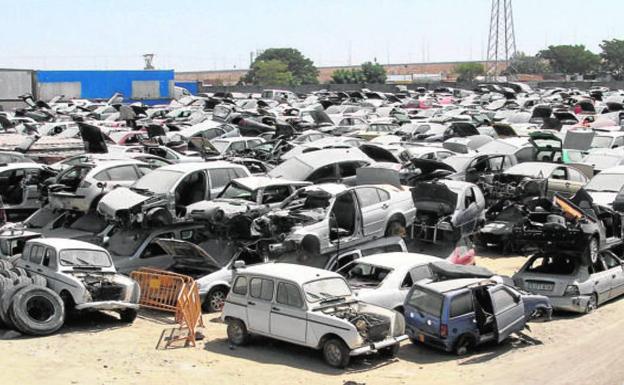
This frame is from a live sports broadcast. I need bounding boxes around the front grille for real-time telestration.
[88,282,124,301]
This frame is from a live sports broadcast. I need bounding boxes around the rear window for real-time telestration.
[525,255,577,275]
[407,287,443,317]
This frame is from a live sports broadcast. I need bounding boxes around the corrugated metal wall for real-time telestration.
[36,70,174,103]
[0,69,35,110]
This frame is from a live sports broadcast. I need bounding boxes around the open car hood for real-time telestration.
[154,238,220,267]
[359,143,399,163]
[97,187,151,217]
[529,131,562,151]
[410,158,456,174]
[493,123,518,138]
[563,130,595,151]
[78,122,108,153]
[429,261,494,279]
[308,110,334,126]
[410,182,457,215]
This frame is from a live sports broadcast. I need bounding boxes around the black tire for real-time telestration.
[301,235,321,256]
[119,308,138,323]
[586,293,598,314]
[10,286,65,336]
[1,269,18,283]
[0,259,13,271]
[587,237,599,264]
[14,276,31,286]
[11,267,28,277]
[455,335,473,356]
[205,287,228,313]
[322,338,350,368]
[379,343,400,358]
[226,318,250,346]
[0,283,31,328]
[0,276,12,295]
[385,219,406,237]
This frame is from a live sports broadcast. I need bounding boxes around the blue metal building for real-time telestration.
[174,81,199,95]
[36,70,174,104]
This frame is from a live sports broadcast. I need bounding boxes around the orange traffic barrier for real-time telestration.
[131,268,204,346]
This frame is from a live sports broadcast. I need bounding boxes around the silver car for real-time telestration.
[513,251,624,313]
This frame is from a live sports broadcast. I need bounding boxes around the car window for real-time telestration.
[567,168,586,183]
[450,292,474,318]
[410,265,432,282]
[208,169,232,190]
[230,167,248,179]
[43,248,55,267]
[307,164,335,182]
[491,288,516,310]
[338,161,363,178]
[180,230,194,241]
[601,253,620,269]
[106,166,140,181]
[590,258,606,273]
[356,187,382,208]
[29,245,44,264]
[232,276,247,295]
[515,147,535,163]
[137,165,154,176]
[93,170,111,181]
[229,141,246,152]
[250,278,274,301]
[551,167,567,180]
[464,187,476,208]
[276,282,304,308]
[526,255,576,275]
[400,273,413,288]
[261,186,291,204]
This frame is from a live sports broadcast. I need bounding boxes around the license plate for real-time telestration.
[528,282,554,291]
[418,334,425,343]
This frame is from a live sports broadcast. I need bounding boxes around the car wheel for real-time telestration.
[455,335,473,356]
[322,338,350,368]
[587,237,599,264]
[385,220,406,237]
[226,319,249,346]
[586,293,598,314]
[379,343,400,358]
[10,286,65,336]
[206,287,228,313]
[119,308,138,323]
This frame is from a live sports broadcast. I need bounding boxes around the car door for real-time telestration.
[453,187,480,234]
[246,277,274,334]
[590,255,615,303]
[601,252,624,299]
[565,167,588,194]
[488,285,525,343]
[547,167,571,197]
[270,281,307,343]
[355,187,386,236]
[21,168,42,209]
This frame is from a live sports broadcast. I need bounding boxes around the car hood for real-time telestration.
[587,191,616,208]
[98,187,151,217]
[154,239,221,267]
[187,199,259,220]
[410,182,458,213]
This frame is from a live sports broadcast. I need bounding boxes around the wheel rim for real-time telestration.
[390,223,406,237]
[590,239,598,263]
[210,291,226,311]
[230,323,243,342]
[325,343,342,365]
[588,295,597,313]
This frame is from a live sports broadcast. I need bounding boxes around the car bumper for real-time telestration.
[75,301,140,311]
[349,335,408,356]
[548,295,590,313]
[406,325,452,352]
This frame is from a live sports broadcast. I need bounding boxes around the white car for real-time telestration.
[210,137,265,155]
[339,252,445,312]
[222,263,407,368]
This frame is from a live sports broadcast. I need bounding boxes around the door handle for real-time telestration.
[272,306,281,311]
[382,203,389,209]
[613,275,617,279]
[36,269,42,273]
[595,281,600,285]
[565,182,570,188]
[247,301,256,306]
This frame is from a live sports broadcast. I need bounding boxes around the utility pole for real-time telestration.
[486,0,517,81]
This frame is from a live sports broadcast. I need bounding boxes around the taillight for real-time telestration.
[440,324,448,338]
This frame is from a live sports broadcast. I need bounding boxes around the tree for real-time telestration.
[454,62,485,82]
[360,62,387,83]
[251,60,293,86]
[508,52,551,74]
[243,48,318,85]
[600,39,624,80]
[537,45,600,75]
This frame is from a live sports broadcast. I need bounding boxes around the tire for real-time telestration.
[1,269,18,283]
[385,219,406,237]
[0,283,31,328]
[205,287,228,313]
[119,308,138,323]
[14,276,32,286]
[0,259,13,272]
[587,237,599,264]
[11,267,28,277]
[226,319,250,346]
[322,338,350,368]
[455,335,473,356]
[301,235,321,256]
[379,343,400,358]
[0,276,12,294]
[10,286,65,336]
[586,293,598,314]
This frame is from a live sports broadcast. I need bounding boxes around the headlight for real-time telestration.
[564,285,580,296]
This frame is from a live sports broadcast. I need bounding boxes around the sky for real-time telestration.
[1,0,623,71]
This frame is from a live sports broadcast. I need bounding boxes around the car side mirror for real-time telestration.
[233,260,245,270]
[96,181,107,189]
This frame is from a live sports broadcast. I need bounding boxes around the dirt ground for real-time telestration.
[1,255,623,385]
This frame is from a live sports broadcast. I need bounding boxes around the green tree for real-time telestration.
[360,61,387,83]
[330,68,365,84]
[243,48,318,85]
[537,45,600,74]
[251,60,293,86]
[600,39,624,80]
[454,62,485,82]
[508,52,551,74]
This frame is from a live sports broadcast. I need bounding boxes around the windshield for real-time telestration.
[133,169,183,194]
[268,157,313,180]
[504,163,553,178]
[211,140,229,154]
[407,287,443,317]
[590,136,613,149]
[443,156,471,172]
[107,230,150,257]
[525,255,577,275]
[59,249,112,267]
[219,182,255,201]
[281,188,331,210]
[276,252,331,269]
[339,262,392,287]
[585,173,624,193]
[302,277,352,302]
[583,155,621,171]
[69,212,108,233]
[25,207,60,229]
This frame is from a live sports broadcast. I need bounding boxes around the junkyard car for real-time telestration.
[222,263,407,368]
[404,278,552,355]
[492,162,589,198]
[251,183,416,257]
[97,162,251,227]
[0,163,56,221]
[17,238,140,322]
[513,250,624,313]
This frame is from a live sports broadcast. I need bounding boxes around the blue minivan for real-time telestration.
[404,278,551,355]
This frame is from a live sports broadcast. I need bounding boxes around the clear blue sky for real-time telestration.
[1,0,622,71]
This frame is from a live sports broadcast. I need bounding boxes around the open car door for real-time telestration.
[488,285,525,343]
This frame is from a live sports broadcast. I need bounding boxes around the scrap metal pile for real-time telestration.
[1,83,624,364]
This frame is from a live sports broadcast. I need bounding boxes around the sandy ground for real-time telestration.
[1,255,623,385]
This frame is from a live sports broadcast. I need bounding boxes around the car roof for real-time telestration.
[156,161,245,173]
[422,278,486,293]
[0,162,44,171]
[232,176,310,190]
[240,263,340,283]
[295,147,370,167]
[28,238,108,252]
[595,165,624,174]
[87,159,145,171]
[356,252,441,268]
[212,137,263,143]
[302,183,348,196]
